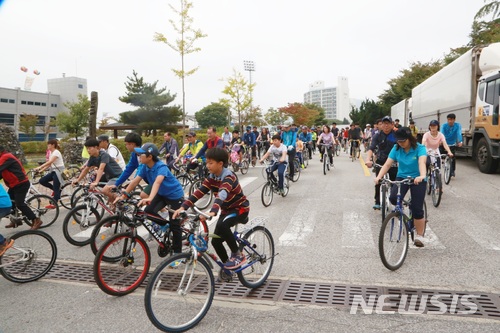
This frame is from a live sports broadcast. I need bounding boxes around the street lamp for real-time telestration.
[243,60,255,131]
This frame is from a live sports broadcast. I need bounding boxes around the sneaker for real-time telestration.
[320,158,323,162]
[45,204,57,209]
[373,204,381,210]
[301,164,305,169]
[224,252,247,270]
[0,239,14,256]
[414,235,425,247]
[278,188,285,196]
[31,218,43,230]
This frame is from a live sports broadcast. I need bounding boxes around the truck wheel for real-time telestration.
[476,137,499,174]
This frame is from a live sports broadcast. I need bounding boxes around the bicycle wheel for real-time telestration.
[59,182,77,210]
[90,215,131,257]
[323,155,327,175]
[62,204,101,246]
[25,194,59,228]
[357,146,361,158]
[0,230,57,283]
[380,183,388,221]
[291,160,300,182]
[282,176,290,197]
[431,171,442,207]
[145,253,214,332]
[426,170,432,195]
[70,186,84,208]
[189,179,213,210]
[261,183,273,207]
[176,175,192,190]
[240,160,249,175]
[303,151,309,168]
[237,226,275,289]
[94,232,150,296]
[379,212,409,271]
[444,157,452,184]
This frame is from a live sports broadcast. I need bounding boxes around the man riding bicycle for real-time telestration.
[242,126,257,166]
[298,126,312,160]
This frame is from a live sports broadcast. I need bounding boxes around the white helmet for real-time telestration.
[366,124,371,127]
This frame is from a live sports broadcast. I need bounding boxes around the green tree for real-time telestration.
[19,113,38,140]
[119,71,182,136]
[195,103,228,129]
[349,99,387,127]
[264,107,288,126]
[243,106,265,127]
[304,103,326,125]
[475,0,500,21]
[220,69,253,132]
[154,0,207,129]
[57,94,90,140]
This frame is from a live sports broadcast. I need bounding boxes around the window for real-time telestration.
[485,80,496,105]
[21,100,27,105]
[0,113,15,125]
[34,102,41,106]
[78,84,83,89]
[0,98,7,103]
[41,102,46,106]
[36,115,45,126]
[27,101,34,105]
[478,82,486,101]
[9,99,15,104]
[51,103,58,107]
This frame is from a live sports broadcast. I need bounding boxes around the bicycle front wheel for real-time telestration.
[237,226,275,288]
[0,230,57,283]
[379,212,409,271]
[62,204,101,246]
[431,172,442,207]
[90,215,131,257]
[189,179,213,210]
[291,160,300,182]
[444,157,452,184]
[240,160,249,175]
[26,194,59,228]
[145,253,215,333]
[94,233,150,296]
[261,183,273,207]
[323,155,327,175]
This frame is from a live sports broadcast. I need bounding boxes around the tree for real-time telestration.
[278,103,319,127]
[195,103,228,129]
[220,69,254,132]
[304,103,326,125]
[242,106,265,127]
[349,99,387,127]
[119,71,182,136]
[40,116,57,141]
[264,107,288,126]
[154,0,207,129]
[57,94,90,140]
[475,0,500,21]
[19,113,37,140]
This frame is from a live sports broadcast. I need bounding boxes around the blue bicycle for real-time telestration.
[378,177,428,271]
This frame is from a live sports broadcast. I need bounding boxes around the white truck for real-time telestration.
[400,42,500,173]
[390,98,411,126]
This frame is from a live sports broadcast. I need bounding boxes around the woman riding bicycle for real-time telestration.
[422,120,454,168]
[317,125,334,165]
[374,127,428,247]
[34,139,65,208]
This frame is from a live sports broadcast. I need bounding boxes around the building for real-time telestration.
[0,75,87,141]
[303,77,351,122]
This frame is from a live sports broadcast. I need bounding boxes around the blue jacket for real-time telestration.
[243,131,256,146]
[115,151,141,188]
[298,131,312,143]
[282,128,297,148]
[441,122,462,146]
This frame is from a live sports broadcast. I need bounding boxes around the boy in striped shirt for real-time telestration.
[174,148,250,269]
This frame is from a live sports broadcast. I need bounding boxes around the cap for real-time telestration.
[366,124,371,127]
[395,127,411,141]
[186,132,196,137]
[134,143,159,157]
[381,116,393,123]
[246,126,251,130]
[97,135,109,142]
[429,120,439,126]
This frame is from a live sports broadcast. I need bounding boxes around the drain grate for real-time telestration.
[45,262,500,319]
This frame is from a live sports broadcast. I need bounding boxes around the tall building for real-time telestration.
[303,77,351,122]
[0,75,87,141]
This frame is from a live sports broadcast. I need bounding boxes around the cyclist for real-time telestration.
[422,120,454,169]
[230,130,244,166]
[174,148,250,270]
[365,116,398,210]
[0,146,42,229]
[192,126,224,162]
[252,126,261,159]
[375,127,427,247]
[409,120,419,141]
[222,126,233,147]
[98,135,126,170]
[363,124,372,152]
[120,143,185,263]
[34,139,65,209]
[311,127,317,152]
[317,125,335,165]
[331,122,341,146]
[159,132,179,171]
[0,186,14,255]
[256,127,271,156]
[298,126,312,159]
[281,124,298,180]
[176,132,204,177]
[440,113,463,177]
[259,134,288,195]
[348,123,363,158]
[242,126,257,166]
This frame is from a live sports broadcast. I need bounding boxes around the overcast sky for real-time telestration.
[0,0,488,120]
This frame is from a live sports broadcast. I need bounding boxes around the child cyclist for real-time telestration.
[119,143,185,258]
[173,148,250,270]
[259,134,288,195]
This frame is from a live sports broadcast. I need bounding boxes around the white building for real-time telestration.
[0,75,87,141]
[303,77,351,122]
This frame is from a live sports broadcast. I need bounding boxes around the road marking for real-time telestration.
[279,207,315,247]
[359,155,372,177]
[238,177,258,188]
[342,211,375,248]
[409,225,446,250]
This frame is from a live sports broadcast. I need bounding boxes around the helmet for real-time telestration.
[366,124,371,127]
[246,126,251,130]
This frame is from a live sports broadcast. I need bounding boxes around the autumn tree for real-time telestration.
[243,106,265,127]
[304,103,326,125]
[220,69,254,132]
[19,113,38,140]
[154,0,207,128]
[278,103,319,127]
[57,94,90,140]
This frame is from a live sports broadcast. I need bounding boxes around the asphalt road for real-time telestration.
[1,150,500,333]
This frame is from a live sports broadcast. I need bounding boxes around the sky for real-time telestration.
[0,0,489,121]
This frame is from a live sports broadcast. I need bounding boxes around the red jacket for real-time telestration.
[0,152,29,188]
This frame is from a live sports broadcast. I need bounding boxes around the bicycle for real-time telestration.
[144,207,275,332]
[319,143,333,175]
[301,147,309,169]
[93,200,209,296]
[378,177,428,271]
[286,154,301,182]
[350,139,361,161]
[373,163,394,221]
[0,229,57,283]
[442,144,455,185]
[3,189,59,229]
[261,160,290,207]
[334,141,341,156]
[426,149,447,207]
